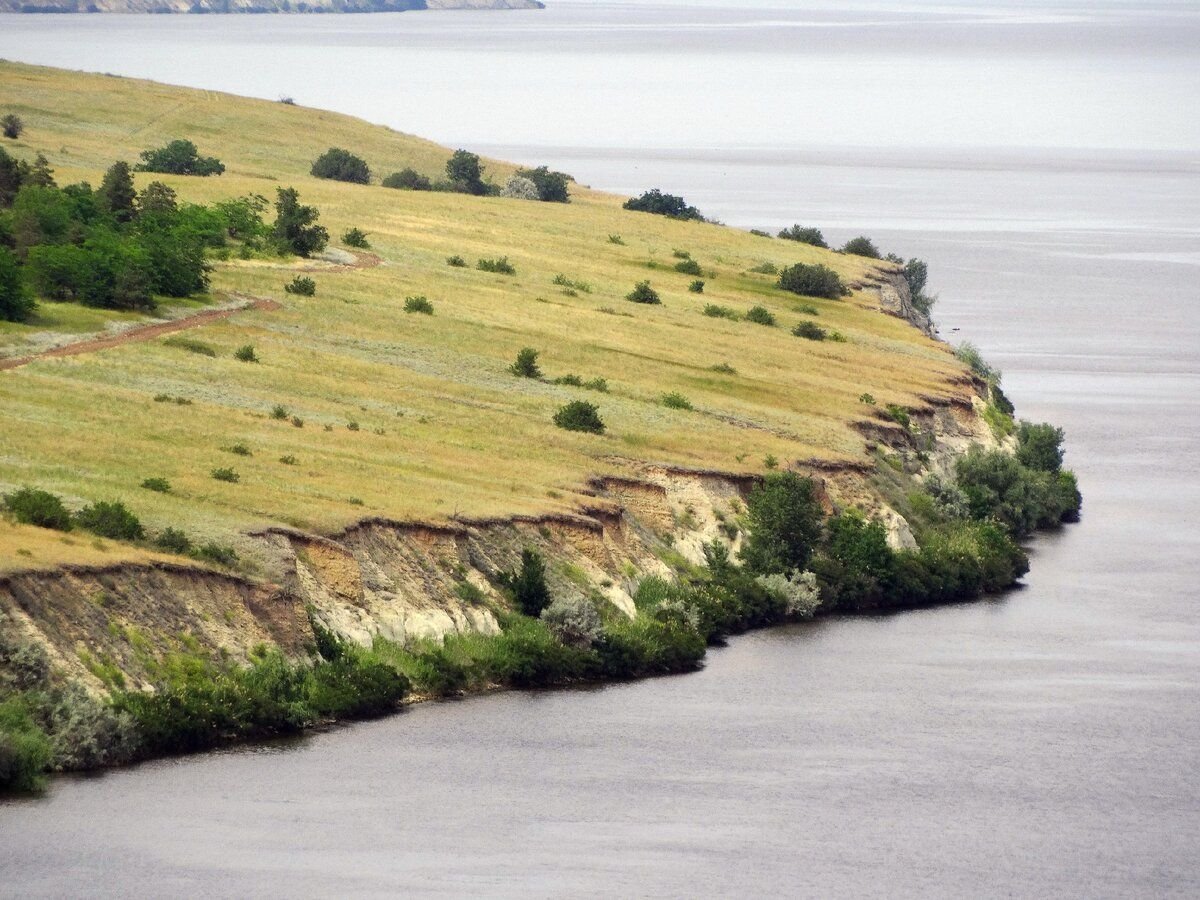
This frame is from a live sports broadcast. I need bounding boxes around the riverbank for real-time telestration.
[0,61,1079,793]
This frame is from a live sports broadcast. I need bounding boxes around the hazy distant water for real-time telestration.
[1,2,1199,897]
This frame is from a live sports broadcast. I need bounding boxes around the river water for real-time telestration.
[1,2,1199,897]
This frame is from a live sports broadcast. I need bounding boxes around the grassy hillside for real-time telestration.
[0,61,963,574]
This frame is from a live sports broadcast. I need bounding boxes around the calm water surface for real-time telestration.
[1,2,1199,897]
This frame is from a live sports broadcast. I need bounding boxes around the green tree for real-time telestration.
[136,181,178,217]
[9,185,74,254]
[1015,421,1065,472]
[516,165,571,203]
[310,148,370,185]
[272,187,328,257]
[842,236,880,258]
[0,147,24,206]
[0,248,34,322]
[741,471,824,575]
[777,225,827,247]
[445,149,485,195]
[136,140,224,177]
[99,161,137,224]
[499,549,551,617]
[25,154,55,189]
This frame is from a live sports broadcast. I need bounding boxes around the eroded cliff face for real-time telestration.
[0,377,999,690]
[868,266,935,338]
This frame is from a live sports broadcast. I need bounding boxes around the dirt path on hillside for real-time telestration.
[0,294,281,372]
[0,247,381,373]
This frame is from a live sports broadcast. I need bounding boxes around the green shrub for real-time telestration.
[688,280,705,293]
[162,336,216,357]
[954,446,1080,537]
[626,280,660,304]
[672,249,691,260]
[224,443,252,456]
[661,392,693,411]
[795,303,819,316]
[476,257,515,275]
[554,375,607,392]
[552,273,592,293]
[982,402,1015,439]
[622,189,704,221]
[955,342,1000,382]
[1,114,23,140]
[285,275,316,296]
[0,699,52,793]
[703,304,738,320]
[778,225,827,247]
[155,527,191,554]
[749,229,772,238]
[342,228,370,249]
[3,486,72,531]
[674,258,703,276]
[607,234,625,245]
[858,393,875,405]
[792,321,826,340]
[445,254,466,267]
[383,168,432,191]
[141,477,171,493]
[842,236,881,258]
[540,596,603,648]
[112,644,407,757]
[234,344,258,362]
[136,139,224,177]
[310,148,370,185]
[884,404,911,429]
[778,263,844,299]
[741,471,824,575]
[749,261,778,275]
[553,400,605,434]
[498,548,551,617]
[75,500,144,541]
[510,347,542,378]
[211,467,239,483]
[745,305,775,326]
[404,295,434,314]
[279,455,298,465]
[193,542,238,566]
[711,362,737,374]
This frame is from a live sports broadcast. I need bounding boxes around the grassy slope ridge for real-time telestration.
[0,61,964,574]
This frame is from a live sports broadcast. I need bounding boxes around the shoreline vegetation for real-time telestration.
[0,63,1080,794]
[1,417,1080,793]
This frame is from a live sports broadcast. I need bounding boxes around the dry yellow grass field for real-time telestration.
[0,61,965,572]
